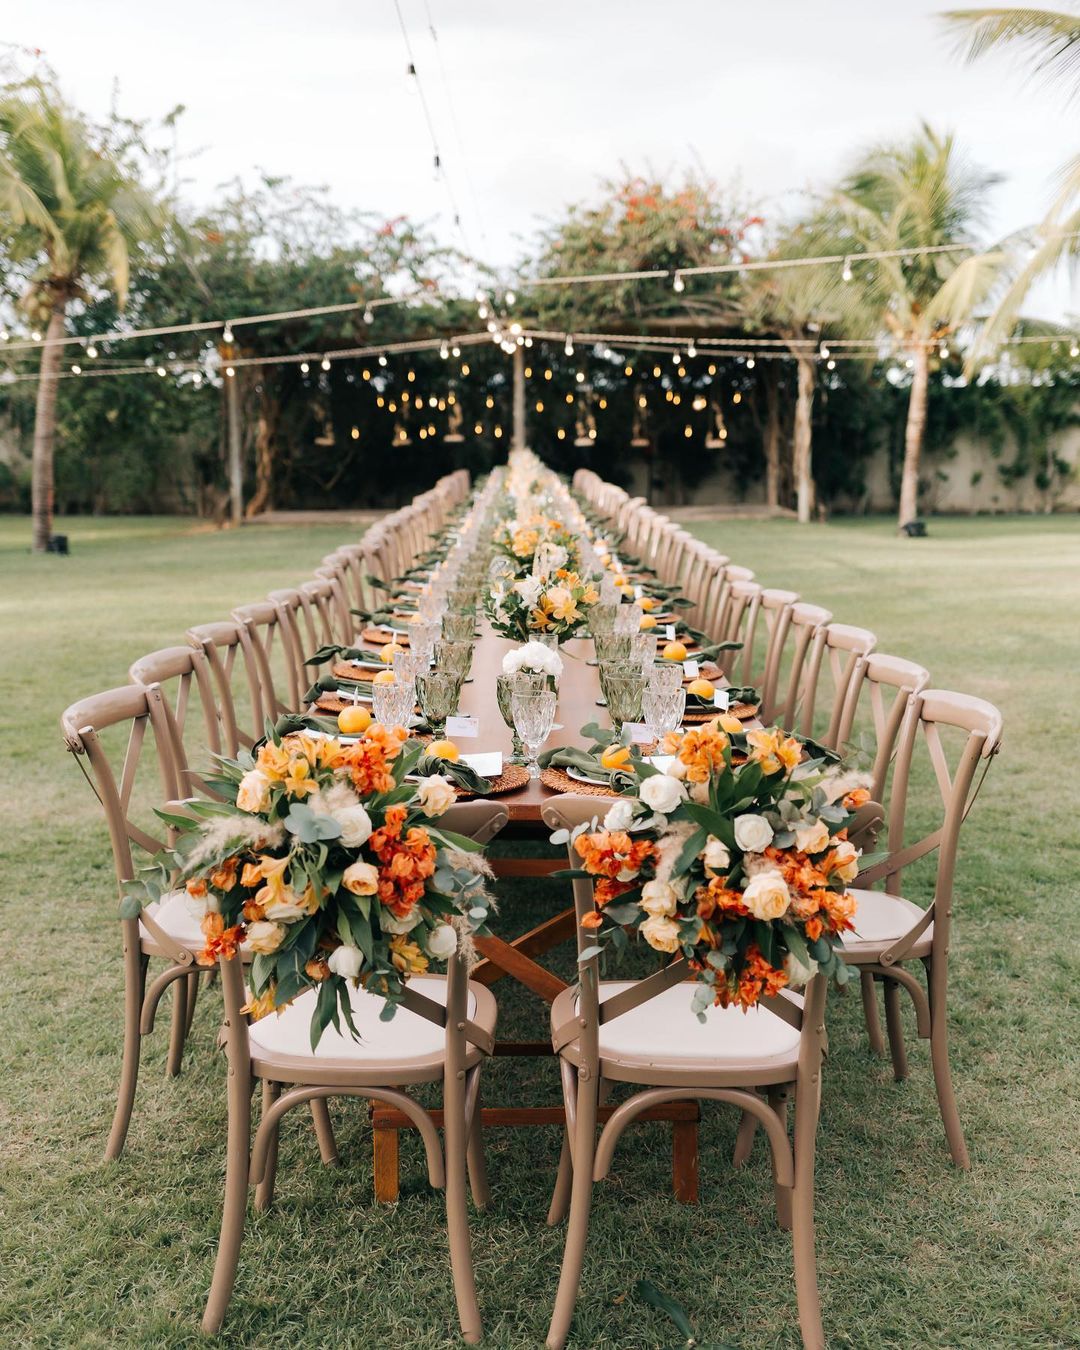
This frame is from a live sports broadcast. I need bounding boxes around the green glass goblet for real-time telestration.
[415,671,461,740]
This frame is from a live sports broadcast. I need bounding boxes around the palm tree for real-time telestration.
[941,7,1080,352]
[0,80,163,550]
[833,124,1005,528]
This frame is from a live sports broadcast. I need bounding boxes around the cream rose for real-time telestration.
[603,799,635,832]
[734,813,774,854]
[246,920,285,954]
[263,893,309,922]
[795,819,831,856]
[831,840,860,883]
[639,773,685,816]
[427,924,458,959]
[342,861,380,895]
[511,576,543,609]
[640,878,679,917]
[784,949,819,987]
[327,943,363,978]
[742,871,791,921]
[416,774,456,818]
[335,802,373,847]
[640,914,682,954]
[381,907,424,934]
[236,768,272,814]
[702,835,731,872]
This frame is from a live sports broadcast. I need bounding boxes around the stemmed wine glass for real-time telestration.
[496,671,548,764]
[511,688,557,779]
[642,684,686,743]
[415,671,460,739]
[372,676,416,729]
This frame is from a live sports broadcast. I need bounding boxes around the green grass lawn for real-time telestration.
[1,511,1078,1348]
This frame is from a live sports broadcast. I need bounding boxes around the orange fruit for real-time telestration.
[662,640,688,663]
[612,574,627,587]
[639,596,657,612]
[428,739,460,762]
[379,641,404,663]
[638,614,657,630]
[687,678,715,700]
[600,744,632,770]
[372,669,396,685]
[718,713,744,734]
[337,705,372,734]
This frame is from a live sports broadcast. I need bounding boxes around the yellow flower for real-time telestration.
[284,756,318,797]
[389,934,430,974]
[241,985,280,1020]
[746,727,802,776]
[342,860,380,895]
[256,741,291,781]
[545,585,580,623]
[640,915,682,954]
[581,583,599,604]
[246,920,286,954]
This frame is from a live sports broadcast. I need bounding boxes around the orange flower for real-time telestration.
[817,888,857,934]
[283,755,317,798]
[256,740,291,780]
[843,786,871,810]
[339,726,405,797]
[197,912,244,966]
[697,878,748,920]
[746,728,802,776]
[804,916,824,941]
[241,986,278,1020]
[305,958,330,982]
[240,860,264,888]
[574,830,657,882]
[673,724,730,783]
[210,857,239,892]
[715,943,788,1010]
[580,910,604,930]
[186,877,208,899]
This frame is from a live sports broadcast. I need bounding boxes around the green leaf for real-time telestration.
[283,803,342,843]
[634,1279,695,1339]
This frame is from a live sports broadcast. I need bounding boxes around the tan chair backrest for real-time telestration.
[835,652,931,804]
[230,599,302,721]
[776,603,834,734]
[127,645,226,797]
[740,588,800,716]
[186,620,262,752]
[795,622,877,748]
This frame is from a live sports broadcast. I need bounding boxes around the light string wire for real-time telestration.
[422,0,487,252]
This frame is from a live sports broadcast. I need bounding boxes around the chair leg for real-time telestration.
[373,1111,400,1203]
[310,1097,339,1166]
[444,1067,482,1343]
[883,978,909,1081]
[547,1133,573,1227]
[928,983,970,1170]
[165,975,188,1078]
[201,1069,253,1334]
[732,1106,759,1168]
[768,1087,792,1231]
[860,970,885,1056]
[466,1078,492,1211]
[672,1116,699,1204]
[791,1087,825,1350]
[546,1070,599,1350]
[254,1081,281,1212]
[183,970,200,1038]
[105,948,148,1162]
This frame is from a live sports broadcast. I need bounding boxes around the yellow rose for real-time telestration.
[640,879,679,917]
[830,840,860,883]
[741,871,791,921]
[236,768,271,813]
[795,820,831,855]
[640,914,682,953]
[342,861,380,895]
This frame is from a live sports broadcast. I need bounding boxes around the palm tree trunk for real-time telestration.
[763,368,781,509]
[31,302,67,552]
[898,344,929,530]
[793,356,816,524]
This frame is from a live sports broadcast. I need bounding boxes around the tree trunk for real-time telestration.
[31,302,67,552]
[247,401,277,518]
[763,368,781,510]
[793,356,816,525]
[898,343,929,530]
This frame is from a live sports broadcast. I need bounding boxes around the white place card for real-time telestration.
[634,584,644,600]
[682,659,700,679]
[665,624,677,640]
[646,755,676,773]
[622,722,654,745]
[461,751,503,777]
[713,688,731,710]
[445,715,480,738]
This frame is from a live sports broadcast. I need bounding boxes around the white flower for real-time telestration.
[795,819,831,855]
[236,768,271,814]
[427,924,458,959]
[742,872,791,921]
[246,920,285,954]
[689,779,710,804]
[416,774,456,817]
[640,878,679,917]
[502,639,563,679]
[734,813,774,854]
[263,893,309,922]
[327,943,364,978]
[342,861,379,895]
[381,908,424,934]
[603,798,635,831]
[639,773,685,816]
[512,576,543,609]
[665,757,688,780]
[336,802,374,847]
[640,914,682,953]
[785,950,819,988]
[702,835,731,872]
[181,886,218,920]
[831,840,860,883]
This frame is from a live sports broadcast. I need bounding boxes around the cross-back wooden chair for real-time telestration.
[710,563,756,642]
[186,620,263,753]
[719,578,763,676]
[230,599,303,721]
[202,799,509,1341]
[127,645,225,797]
[776,603,834,734]
[541,796,831,1350]
[738,587,800,717]
[838,689,1001,1168]
[791,622,877,748]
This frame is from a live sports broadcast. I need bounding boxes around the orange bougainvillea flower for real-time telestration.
[197,911,245,966]
[804,916,824,941]
[817,888,857,934]
[339,726,405,797]
[697,878,749,920]
[746,728,802,777]
[186,877,208,899]
[574,830,657,883]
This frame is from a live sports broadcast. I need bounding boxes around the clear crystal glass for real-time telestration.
[593,633,632,665]
[511,688,557,779]
[642,685,686,741]
[600,670,645,736]
[497,672,546,763]
[649,661,684,693]
[441,611,476,643]
[372,677,415,730]
[630,632,654,672]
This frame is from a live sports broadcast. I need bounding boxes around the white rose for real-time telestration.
[603,799,635,832]
[831,840,860,883]
[336,802,373,847]
[381,908,424,934]
[640,878,679,917]
[342,861,380,895]
[734,813,774,854]
[263,893,309,921]
[784,950,819,988]
[742,872,791,921]
[513,576,543,608]
[246,920,285,954]
[795,819,830,856]
[236,768,272,814]
[689,779,710,804]
[639,773,685,816]
[702,835,731,872]
[666,757,688,780]
[416,774,457,818]
[640,914,682,953]
[427,924,458,959]
[327,943,364,979]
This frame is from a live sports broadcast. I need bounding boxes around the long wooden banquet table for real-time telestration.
[368,621,706,1204]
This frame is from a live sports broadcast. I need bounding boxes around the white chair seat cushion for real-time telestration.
[140,889,206,950]
[842,888,931,955]
[248,976,474,1066]
[583,981,802,1069]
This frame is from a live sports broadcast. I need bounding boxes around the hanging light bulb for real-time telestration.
[505,289,516,306]
[707,363,716,376]
[687,341,697,358]
[732,391,742,404]
[225,365,235,378]
[439,340,449,359]
[378,354,388,366]
[672,350,681,364]
[575,370,585,383]
[624,364,633,377]
[300,360,310,374]
[841,257,853,282]
[86,340,98,359]
[222,323,234,344]
[1071,340,1079,359]
[939,344,949,359]
[509,321,522,336]
[478,303,489,319]
[71,363,81,374]
[321,354,332,371]
[351,426,360,440]
[363,306,374,324]
[557,428,566,440]
[524,336,533,347]
[564,335,574,356]
[461,362,470,375]
[362,367,371,379]
[672,272,685,293]
[683,424,693,437]
[156,365,167,377]
[827,359,836,370]
[486,319,498,333]
[652,365,661,378]
[31,330,41,342]
[451,343,461,357]
[193,373,202,388]
[746,356,756,369]
[819,343,830,359]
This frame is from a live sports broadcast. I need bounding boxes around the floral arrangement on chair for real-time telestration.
[122,725,494,1046]
[485,567,600,643]
[551,718,873,1014]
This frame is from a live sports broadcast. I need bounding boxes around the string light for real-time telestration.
[672,272,685,293]
[505,289,516,306]
[819,343,830,359]
[451,343,461,358]
[637,395,647,408]
[364,307,375,324]
[841,257,853,282]
[575,370,585,383]
[564,334,574,356]
[535,400,544,412]
[321,354,332,371]
[827,359,836,370]
[557,428,566,440]
[362,367,371,379]
[225,365,235,378]
[300,360,310,373]
[70,363,81,374]
[156,365,167,377]
[565,392,574,404]
[461,362,470,374]
[378,354,388,367]
[683,424,692,437]
[351,426,360,440]
[407,369,416,381]
[686,341,697,358]
[31,330,41,342]
[624,364,633,376]
[652,365,661,377]
[732,391,742,404]
[222,323,234,344]
[439,340,449,358]
[544,368,553,380]
[494,425,503,438]
[746,356,755,369]
[1070,341,1079,359]
[672,350,681,364]
[524,365,532,377]
[86,341,98,359]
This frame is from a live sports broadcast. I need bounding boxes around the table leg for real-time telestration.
[372,1102,400,1203]
[673,1113,700,1205]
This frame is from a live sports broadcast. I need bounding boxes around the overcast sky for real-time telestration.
[11,0,1077,319]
